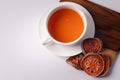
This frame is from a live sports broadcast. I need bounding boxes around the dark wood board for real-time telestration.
[60,0,120,51]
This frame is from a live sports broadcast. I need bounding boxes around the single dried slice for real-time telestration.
[66,53,84,70]
[100,54,111,76]
[81,38,102,54]
[81,53,105,76]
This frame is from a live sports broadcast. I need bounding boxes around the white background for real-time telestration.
[0,0,120,80]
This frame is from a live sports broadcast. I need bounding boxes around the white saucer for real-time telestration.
[38,2,95,57]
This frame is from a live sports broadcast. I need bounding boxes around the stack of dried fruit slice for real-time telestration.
[81,53,111,77]
[66,38,111,77]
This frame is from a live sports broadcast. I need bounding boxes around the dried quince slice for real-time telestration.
[100,54,111,76]
[66,53,84,70]
[81,53,105,76]
[81,38,102,54]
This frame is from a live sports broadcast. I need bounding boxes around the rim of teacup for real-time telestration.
[45,2,87,45]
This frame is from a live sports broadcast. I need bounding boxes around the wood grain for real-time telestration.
[60,0,120,51]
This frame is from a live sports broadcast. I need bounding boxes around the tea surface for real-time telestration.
[48,8,84,43]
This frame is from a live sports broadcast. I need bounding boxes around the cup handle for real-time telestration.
[41,38,54,46]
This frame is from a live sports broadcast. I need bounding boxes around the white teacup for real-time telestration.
[40,2,95,46]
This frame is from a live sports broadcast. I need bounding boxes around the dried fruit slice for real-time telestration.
[66,53,84,70]
[81,38,102,54]
[100,54,111,76]
[81,53,105,76]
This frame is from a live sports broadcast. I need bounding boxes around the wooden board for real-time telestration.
[60,0,120,51]
[60,0,120,74]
